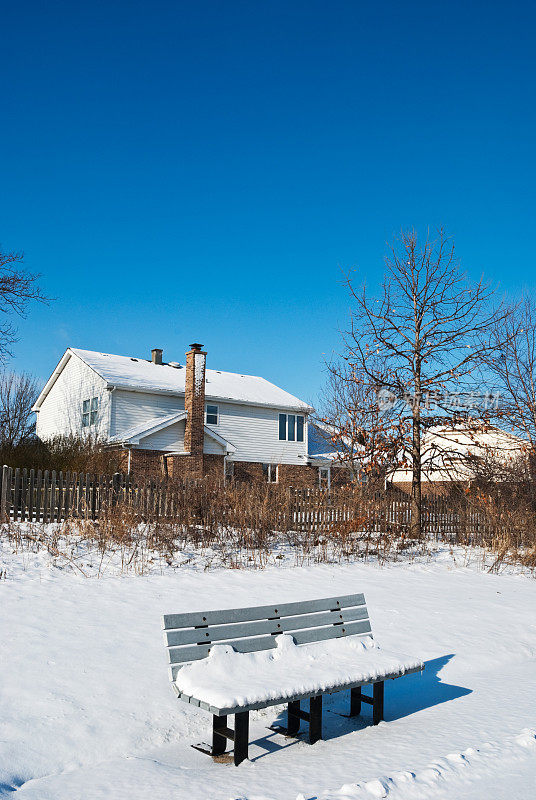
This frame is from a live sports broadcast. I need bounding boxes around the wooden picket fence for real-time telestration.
[0,466,170,523]
[289,487,355,529]
[288,486,491,540]
[0,464,491,542]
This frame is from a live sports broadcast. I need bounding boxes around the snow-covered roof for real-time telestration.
[389,422,527,483]
[414,423,525,460]
[109,410,236,453]
[34,348,314,413]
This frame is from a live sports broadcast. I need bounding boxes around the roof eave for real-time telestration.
[203,425,236,453]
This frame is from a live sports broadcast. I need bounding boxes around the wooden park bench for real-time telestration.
[162,593,424,766]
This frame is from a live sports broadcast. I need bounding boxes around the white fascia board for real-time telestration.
[116,414,235,454]
[203,425,236,453]
[32,350,73,411]
[308,455,353,468]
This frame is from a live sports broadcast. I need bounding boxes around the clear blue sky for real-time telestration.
[1,0,535,409]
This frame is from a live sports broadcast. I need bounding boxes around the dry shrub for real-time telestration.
[50,480,431,573]
[449,482,536,571]
[0,434,125,473]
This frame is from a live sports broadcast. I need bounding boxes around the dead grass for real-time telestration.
[449,483,536,572]
[2,479,535,576]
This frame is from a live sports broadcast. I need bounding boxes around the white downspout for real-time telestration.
[106,385,116,440]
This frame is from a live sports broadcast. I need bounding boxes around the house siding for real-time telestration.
[112,390,308,464]
[111,389,185,438]
[207,400,308,465]
[36,354,109,440]
[134,420,186,451]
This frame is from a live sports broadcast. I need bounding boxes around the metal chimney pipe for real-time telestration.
[151,348,163,365]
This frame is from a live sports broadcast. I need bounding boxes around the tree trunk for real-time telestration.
[411,396,422,539]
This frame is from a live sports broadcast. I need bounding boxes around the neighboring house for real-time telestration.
[387,422,527,492]
[307,421,360,487]
[33,343,347,487]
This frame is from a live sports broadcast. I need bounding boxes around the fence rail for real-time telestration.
[0,465,491,540]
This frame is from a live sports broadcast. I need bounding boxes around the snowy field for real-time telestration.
[1,538,536,799]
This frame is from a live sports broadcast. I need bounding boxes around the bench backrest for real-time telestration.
[163,593,372,681]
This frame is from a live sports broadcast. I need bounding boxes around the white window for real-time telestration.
[82,397,99,428]
[278,413,305,442]
[206,404,218,425]
[262,463,278,483]
[319,467,330,489]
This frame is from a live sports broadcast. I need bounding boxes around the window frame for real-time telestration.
[319,466,331,489]
[262,463,278,483]
[90,396,98,425]
[205,403,219,426]
[278,412,305,442]
[82,396,99,429]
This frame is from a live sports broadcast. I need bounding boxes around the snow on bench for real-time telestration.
[162,593,424,766]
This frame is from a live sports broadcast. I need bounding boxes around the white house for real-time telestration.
[387,422,527,491]
[33,343,340,486]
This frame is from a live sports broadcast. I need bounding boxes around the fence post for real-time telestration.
[91,474,97,520]
[112,472,121,507]
[0,465,11,522]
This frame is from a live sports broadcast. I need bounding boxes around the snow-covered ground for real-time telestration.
[1,536,536,799]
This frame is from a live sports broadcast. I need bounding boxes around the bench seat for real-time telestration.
[174,634,423,715]
[162,593,424,764]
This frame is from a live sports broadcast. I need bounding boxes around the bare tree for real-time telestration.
[0,247,48,360]
[486,295,536,447]
[0,372,38,447]
[320,359,403,483]
[337,228,508,537]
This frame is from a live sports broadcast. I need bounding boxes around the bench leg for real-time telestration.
[309,695,322,744]
[350,687,362,717]
[373,681,384,725]
[287,700,301,736]
[234,711,249,766]
[212,714,227,756]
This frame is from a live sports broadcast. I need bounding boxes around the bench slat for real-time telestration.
[167,618,372,666]
[164,605,370,648]
[162,593,365,631]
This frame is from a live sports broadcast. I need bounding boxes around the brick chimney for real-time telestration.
[151,348,163,365]
[184,343,206,475]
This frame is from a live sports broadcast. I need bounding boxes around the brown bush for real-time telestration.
[0,434,125,473]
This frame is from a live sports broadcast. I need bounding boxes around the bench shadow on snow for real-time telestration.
[384,653,471,721]
[251,654,470,759]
